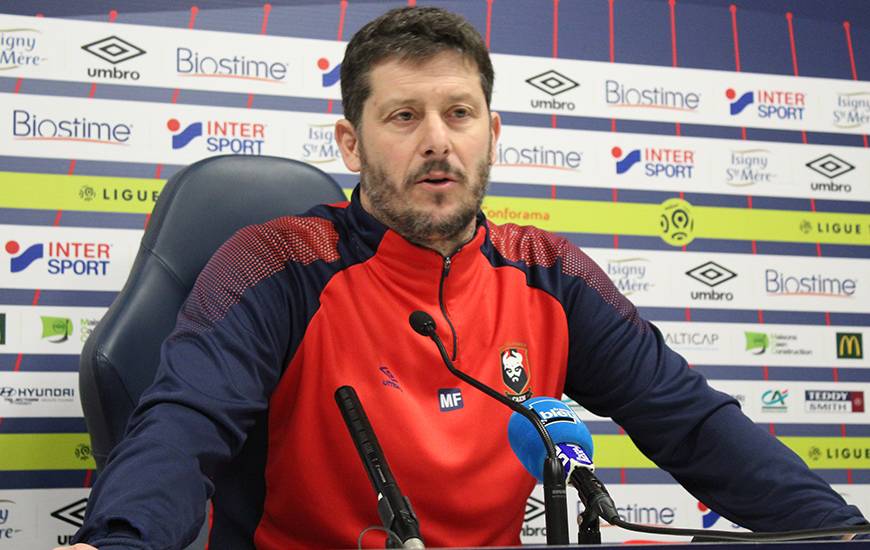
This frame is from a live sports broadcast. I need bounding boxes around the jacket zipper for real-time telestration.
[438,255,459,361]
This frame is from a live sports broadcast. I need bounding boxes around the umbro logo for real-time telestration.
[525,70,579,97]
[685,261,737,288]
[806,154,854,180]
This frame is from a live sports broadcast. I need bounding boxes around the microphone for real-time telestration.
[508,397,870,543]
[408,311,569,545]
[507,397,619,524]
[334,385,425,549]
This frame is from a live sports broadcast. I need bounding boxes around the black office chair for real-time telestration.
[79,155,345,472]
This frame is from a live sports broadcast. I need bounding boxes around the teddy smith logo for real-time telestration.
[500,344,532,402]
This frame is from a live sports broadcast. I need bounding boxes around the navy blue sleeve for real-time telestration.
[73,224,296,549]
[561,255,866,532]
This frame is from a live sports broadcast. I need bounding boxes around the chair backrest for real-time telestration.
[79,155,346,471]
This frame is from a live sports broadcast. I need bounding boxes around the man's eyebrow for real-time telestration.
[378,93,482,111]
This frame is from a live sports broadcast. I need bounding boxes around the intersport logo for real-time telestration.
[4,239,112,276]
[726,88,805,120]
[612,146,694,179]
[167,118,265,155]
[317,57,340,87]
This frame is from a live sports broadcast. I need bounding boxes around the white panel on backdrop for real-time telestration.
[0,489,90,548]
[5,93,870,203]
[0,306,106,355]
[654,321,868,367]
[519,483,868,545]
[585,248,870,313]
[0,372,82,417]
[2,15,870,134]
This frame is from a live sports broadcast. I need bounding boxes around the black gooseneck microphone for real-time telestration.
[335,385,425,549]
[408,310,570,545]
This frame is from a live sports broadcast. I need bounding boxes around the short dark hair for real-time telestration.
[340,6,494,128]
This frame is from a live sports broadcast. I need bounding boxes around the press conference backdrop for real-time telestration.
[0,0,869,546]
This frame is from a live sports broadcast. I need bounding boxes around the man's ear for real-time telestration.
[335,118,361,173]
[489,111,502,165]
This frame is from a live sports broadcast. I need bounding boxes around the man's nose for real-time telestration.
[420,114,450,158]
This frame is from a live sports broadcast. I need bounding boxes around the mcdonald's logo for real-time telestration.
[836,332,863,359]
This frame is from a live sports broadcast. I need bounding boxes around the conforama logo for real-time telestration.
[726,88,805,120]
[167,118,265,154]
[5,239,111,276]
[317,57,340,87]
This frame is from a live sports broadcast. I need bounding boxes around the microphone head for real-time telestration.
[507,397,594,481]
[408,310,437,336]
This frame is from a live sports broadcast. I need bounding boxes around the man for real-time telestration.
[61,6,865,550]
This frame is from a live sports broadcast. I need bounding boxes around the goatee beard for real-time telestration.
[360,156,491,248]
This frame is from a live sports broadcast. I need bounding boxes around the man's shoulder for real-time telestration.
[485,220,590,274]
[229,204,348,265]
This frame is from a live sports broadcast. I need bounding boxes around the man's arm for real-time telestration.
[69,224,297,549]
[560,251,865,532]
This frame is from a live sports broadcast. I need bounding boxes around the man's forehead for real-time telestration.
[366,52,483,100]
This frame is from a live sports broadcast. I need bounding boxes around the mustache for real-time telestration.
[405,160,466,185]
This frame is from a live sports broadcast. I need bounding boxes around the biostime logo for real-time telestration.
[765,269,857,298]
[496,142,582,171]
[726,88,805,120]
[4,239,111,276]
[525,70,579,111]
[1,28,44,69]
[612,146,695,179]
[176,47,288,83]
[167,118,265,155]
[317,57,340,87]
[81,35,146,81]
[12,110,132,145]
[806,154,855,194]
[606,79,700,112]
[685,261,736,302]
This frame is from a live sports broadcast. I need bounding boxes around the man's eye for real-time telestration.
[452,108,470,118]
[394,111,414,121]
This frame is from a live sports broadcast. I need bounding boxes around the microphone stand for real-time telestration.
[577,509,601,545]
[409,311,569,545]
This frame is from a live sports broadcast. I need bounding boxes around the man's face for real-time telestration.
[336,50,501,248]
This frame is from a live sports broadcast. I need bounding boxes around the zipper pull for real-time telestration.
[442,256,452,277]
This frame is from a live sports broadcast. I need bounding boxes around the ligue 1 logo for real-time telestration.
[658,198,695,246]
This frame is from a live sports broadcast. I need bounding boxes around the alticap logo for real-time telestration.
[726,88,805,120]
[167,118,265,154]
[4,239,111,276]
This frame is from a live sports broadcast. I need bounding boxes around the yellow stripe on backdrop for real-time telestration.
[2,171,870,246]
[0,433,865,471]
[590,435,870,470]
[0,433,96,470]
